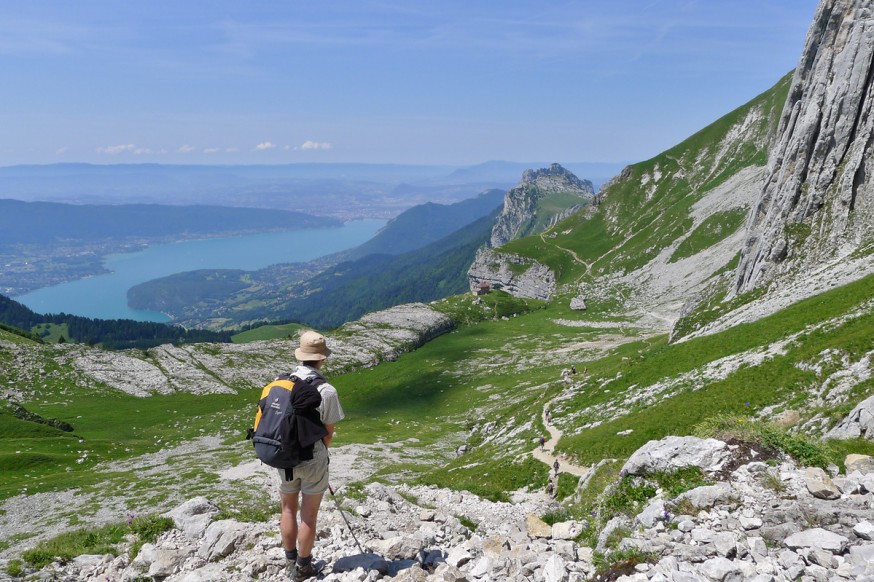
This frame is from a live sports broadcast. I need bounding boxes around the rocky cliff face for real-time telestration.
[735,0,874,295]
[490,164,594,248]
[466,248,556,300]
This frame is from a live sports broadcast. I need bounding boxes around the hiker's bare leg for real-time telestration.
[280,492,299,553]
[297,492,324,558]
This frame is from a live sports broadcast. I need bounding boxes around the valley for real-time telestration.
[2,2,874,579]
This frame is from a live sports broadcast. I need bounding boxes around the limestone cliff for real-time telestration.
[735,0,874,294]
[466,247,556,300]
[489,163,594,248]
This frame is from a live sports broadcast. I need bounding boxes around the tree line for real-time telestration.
[0,294,231,350]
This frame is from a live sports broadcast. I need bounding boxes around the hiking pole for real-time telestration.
[327,483,365,554]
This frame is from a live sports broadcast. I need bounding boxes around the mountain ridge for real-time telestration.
[3,1,874,579]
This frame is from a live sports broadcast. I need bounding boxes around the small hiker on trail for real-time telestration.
[546,481,554,496]
[276,331,345,580]
[553,459,560,476]
[546,408,551,423]
[539,436,546,451]
[571,365,577,375]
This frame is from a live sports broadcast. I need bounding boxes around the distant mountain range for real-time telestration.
[0,161,623,219]
[0,199,337,247]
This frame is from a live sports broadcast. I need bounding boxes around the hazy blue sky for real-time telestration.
[0,1,818,167]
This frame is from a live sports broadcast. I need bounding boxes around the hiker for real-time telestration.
[539,436,546,451]
[277,331,345,580]
[553,459,560,476]
[571,365,576,375]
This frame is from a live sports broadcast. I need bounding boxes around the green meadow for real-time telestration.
[3,269,872,509]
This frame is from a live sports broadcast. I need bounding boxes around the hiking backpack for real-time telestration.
[248,374,327,469]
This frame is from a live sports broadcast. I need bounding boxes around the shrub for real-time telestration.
[555,472,580,501]
[454,514,478,533]
[22,525,125,568]
[128,514,174,559]
[651,466,712,498]
[693,414,833,468]
[22,513,175,568]
[602,476,656,516]
[540,507,572,526]
[592,547,658,580]
[5,559,23,577]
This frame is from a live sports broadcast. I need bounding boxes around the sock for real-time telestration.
[297,554,313,567]
[284,549,298,561]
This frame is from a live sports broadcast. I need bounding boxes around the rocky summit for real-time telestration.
[13,437,874,581]
[490,164,594,249]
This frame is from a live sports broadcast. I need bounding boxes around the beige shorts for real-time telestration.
[277,441,329,495]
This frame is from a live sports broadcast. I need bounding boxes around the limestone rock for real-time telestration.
[735,0,874,295]
[853,520,874,541]
[621,436,730,475]
[197,520,248,562]
[804,467,841,500]
[467,247,556,300]
[671,483,734,511]
[845,454,874,474]
[165,496,220,539]
[489,164,594,248]
[826,395,874,440]
[784,528,849,553]
[525,513,552,538]
[551,521,583,540]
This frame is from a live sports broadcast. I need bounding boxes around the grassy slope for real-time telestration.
[502,72,792,286]
[231,322,307,343]
[5,70,874,558]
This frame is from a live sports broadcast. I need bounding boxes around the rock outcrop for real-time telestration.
[826,394,874,440]
[467,248,556,300]
[20,440,874,581]
[735,0,874,295]
[2,302,454,400]
[490,164,594,248]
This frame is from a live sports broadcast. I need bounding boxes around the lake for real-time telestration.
[15,219,386,322]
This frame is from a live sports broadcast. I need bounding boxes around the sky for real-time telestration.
[0,1,819,167]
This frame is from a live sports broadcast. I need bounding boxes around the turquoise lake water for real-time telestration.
[15,219,386,322]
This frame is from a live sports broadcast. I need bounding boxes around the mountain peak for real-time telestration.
[490,164,594,248]
[519,163,591,192]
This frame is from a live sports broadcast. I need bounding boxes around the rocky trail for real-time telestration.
[531,396,590,481]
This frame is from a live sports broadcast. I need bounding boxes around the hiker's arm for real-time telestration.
[323,423,336,447]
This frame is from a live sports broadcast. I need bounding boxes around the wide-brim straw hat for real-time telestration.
[295,330,331,361]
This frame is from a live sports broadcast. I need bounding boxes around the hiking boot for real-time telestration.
[293,561,317,580]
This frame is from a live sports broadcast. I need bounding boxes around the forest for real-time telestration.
[0,295,232,349]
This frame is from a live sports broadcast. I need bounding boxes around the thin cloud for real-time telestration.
[96,144,135,155]
[299,140,331,151]
[204,147,221,154]
[255,141,276,150]
[55,146,69,155]
[177,144,196,153]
